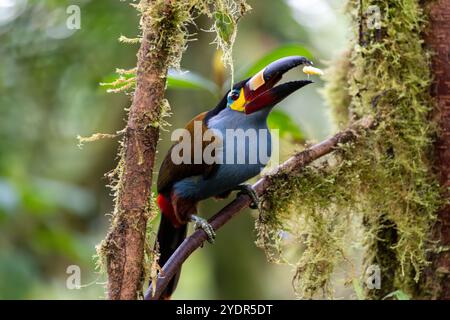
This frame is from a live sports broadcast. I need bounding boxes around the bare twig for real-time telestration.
[144,115,375,300]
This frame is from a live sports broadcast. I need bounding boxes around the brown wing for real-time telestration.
[157,112,220,194]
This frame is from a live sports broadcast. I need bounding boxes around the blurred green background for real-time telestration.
[0,0,349,299]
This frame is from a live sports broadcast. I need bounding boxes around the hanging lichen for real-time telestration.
[209,0,251,87]
[256,0,443,299]
[100,0,250,95]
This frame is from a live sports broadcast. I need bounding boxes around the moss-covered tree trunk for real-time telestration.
[96,0,250,300]
[347,0,449,300]
[345,0,449,300]
[98,0,189,300]
[258,0,446,299]
[421,0,450,300]
[102,1,176,299]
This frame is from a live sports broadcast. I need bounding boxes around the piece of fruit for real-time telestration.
[302,66,324,76]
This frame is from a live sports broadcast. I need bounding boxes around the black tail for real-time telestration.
[156,214,187,299]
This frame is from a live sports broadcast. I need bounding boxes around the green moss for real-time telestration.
[257,0,443,299]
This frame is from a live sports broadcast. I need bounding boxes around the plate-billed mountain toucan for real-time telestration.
[155,56,315,299]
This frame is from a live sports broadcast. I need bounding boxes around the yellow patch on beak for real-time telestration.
[248,68,266,91]
[230,88,246,112]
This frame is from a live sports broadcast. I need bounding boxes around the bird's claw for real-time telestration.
[190,215,216,244]
[236,184,262,213]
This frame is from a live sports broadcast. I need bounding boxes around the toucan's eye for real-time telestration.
[230,90,240,101]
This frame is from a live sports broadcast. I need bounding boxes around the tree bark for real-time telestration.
[103,0,176,300]
[422,0,450,300]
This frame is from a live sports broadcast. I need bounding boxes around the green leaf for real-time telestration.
[267,110,305,142]
[241,44,314,78]
[214,11,235,45]
[167,69,219,97]
[383,290,411,300]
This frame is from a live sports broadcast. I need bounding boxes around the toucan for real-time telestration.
[155,56,314,299]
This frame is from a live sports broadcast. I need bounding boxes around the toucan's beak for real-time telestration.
[243,56,313,114]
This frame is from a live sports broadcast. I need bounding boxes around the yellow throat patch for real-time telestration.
[230,88,246,112]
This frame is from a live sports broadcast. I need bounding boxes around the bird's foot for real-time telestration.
[190,215,216,244]
[235,184,261,213]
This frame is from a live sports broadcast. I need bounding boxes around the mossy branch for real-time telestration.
[144,116,375,300]
[97,0,251,300]
[99,0,184,300]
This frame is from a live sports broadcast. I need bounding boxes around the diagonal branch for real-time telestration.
[144,115,375,300]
